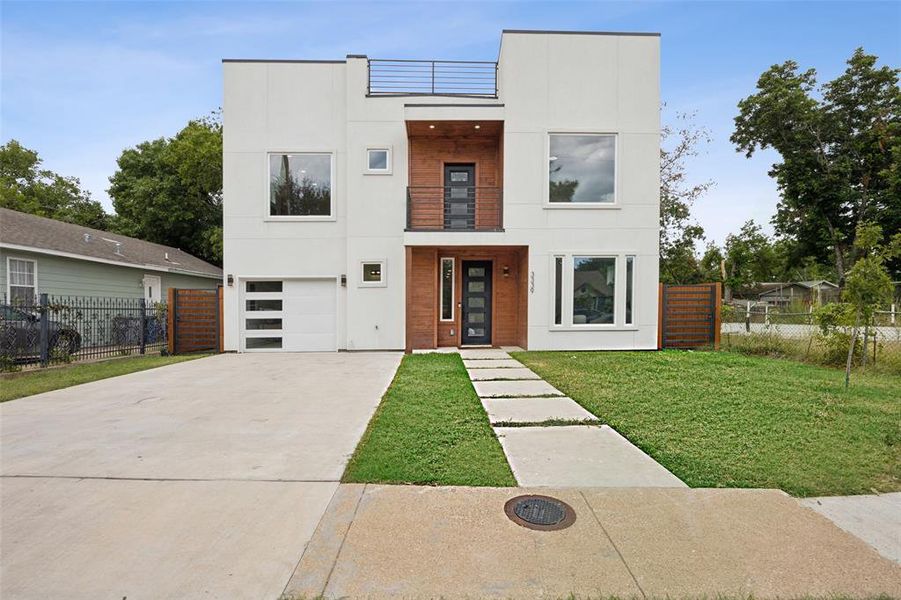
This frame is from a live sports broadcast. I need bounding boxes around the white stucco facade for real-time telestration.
[222,30,661,352]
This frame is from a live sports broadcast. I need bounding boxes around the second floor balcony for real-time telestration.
[406,186,502,232]
[405,120,504,233]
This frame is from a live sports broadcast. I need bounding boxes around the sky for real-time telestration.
[2,0,899,246]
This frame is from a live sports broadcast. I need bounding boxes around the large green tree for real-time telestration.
[732,48,900,283]
[109,112,222,265]
[0,140,110,229]
[704,221,783,301]
[659,112,713,284]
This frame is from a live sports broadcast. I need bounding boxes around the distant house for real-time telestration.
[757,281,840,307]
[0,208,222,304]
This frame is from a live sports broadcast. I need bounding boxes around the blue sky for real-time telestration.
[2,1,898,245]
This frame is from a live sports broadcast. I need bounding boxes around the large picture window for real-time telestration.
[548,134,616,204]
[572,256,615,325]
[7,258,36,304]
[269,153,332,217]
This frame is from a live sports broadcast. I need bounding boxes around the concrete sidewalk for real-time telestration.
[801,492,901,563]
[284,485,901,599]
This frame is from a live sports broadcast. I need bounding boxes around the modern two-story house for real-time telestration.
[222,29,660,352]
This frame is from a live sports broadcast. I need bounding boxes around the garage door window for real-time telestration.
[246,299,282,311]
[245,318,282,330]
[245,337,282,349]
[246,281,282,293]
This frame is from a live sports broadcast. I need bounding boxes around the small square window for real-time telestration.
[360,261,386,287]
[365,147,391,174]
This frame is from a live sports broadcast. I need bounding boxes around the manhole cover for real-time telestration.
[504,495,576,531]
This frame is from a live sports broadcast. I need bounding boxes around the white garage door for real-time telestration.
[242,278,337,352]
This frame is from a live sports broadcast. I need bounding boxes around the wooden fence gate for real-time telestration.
[167,287,223,354]
[658,283,722,349]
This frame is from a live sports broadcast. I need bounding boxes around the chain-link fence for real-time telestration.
[721,303,901,373]
[0,293,168,370]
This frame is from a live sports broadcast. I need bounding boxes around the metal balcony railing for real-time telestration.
[406,187,503,232]
[368,59,498,97]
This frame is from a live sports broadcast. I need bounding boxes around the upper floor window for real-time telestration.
[548,134,616,204]
[7,258,37,304]
[365,147,391,174]
[269,153,333,218]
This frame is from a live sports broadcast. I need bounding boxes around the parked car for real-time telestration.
[0,304,82,359]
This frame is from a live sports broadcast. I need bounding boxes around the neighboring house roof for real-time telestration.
[0,208,222,279]
[757,280,839,297]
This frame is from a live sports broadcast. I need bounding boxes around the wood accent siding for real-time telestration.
[407,246,527,351]
[406,247,438,351]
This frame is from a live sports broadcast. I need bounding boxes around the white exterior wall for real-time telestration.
[222,31,660,352]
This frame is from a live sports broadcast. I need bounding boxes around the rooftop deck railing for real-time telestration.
[368,59,498,97]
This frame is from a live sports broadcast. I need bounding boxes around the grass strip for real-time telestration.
[1,353,211,403]
[343,353,516,486]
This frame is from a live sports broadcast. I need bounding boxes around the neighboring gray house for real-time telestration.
[0,208,222,304]
[757,280,840,307]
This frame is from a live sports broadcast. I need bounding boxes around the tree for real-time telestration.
[841,222,899,385]
[109,112,222,265]
[0,140,110,229]
[732,49,901,283]
[705,221,782,301]
[659,112,713,284]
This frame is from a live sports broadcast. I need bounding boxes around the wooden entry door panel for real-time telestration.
[462,260,492,345]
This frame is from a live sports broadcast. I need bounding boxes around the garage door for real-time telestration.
[242,279,337,352]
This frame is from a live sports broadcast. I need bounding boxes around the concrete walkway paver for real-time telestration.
[800,493,901,563]
[481,396,599,424]
[468,367,541,381]
[285,484,901,599]
[472,378,565,397]
[495,425,686,487]
[459,348,512,360]
[463,358,524,369]
[0,352,402,600]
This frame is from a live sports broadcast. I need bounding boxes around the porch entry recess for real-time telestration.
[462,260,492,345]
[444,163,476,230]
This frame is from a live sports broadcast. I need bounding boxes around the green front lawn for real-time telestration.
[0,353,211,403]
[515,350,901,497]
[343,353,515,486]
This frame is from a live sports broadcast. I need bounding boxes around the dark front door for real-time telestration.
[444,164,475,230]
[462,260,492,345]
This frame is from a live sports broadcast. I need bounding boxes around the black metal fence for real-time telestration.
[0,294,168,369]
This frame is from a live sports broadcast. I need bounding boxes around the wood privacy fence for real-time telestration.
[658,283,722,349]
[167,287,223,354]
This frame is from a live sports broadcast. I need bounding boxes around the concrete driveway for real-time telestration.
[0,352,401,599]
